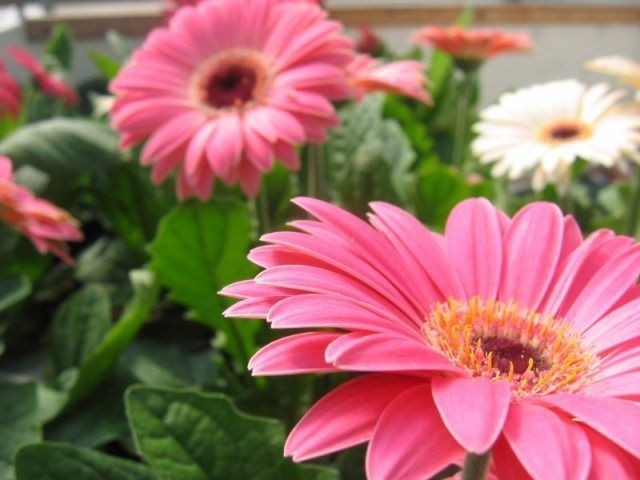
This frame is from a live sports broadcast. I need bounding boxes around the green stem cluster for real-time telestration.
[461,451,492,480]
[306,143,326,199]
[451,69,477,170]
[626,167,640,237]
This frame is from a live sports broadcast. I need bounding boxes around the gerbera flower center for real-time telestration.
[539,120,591,144]
[192,51,270,110]
[422,297,597,396]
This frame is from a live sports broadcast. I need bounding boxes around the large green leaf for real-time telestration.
[148,201,258,363]
[15,443,156,480]
[0,275,31,313]
[50,284,112,374]
[0,118,120,177]
[63,270,159,403]
[0,382,41,480]
[45,370,133,450]
[126,387,339,480]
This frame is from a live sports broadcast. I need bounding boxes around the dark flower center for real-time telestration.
[548,123,582,141]
[206,63,258,108]
[197,53,268,110]
[480,336,548,375]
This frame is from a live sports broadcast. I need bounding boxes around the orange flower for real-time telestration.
[413,26,531,65]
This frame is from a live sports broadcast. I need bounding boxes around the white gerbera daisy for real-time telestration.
[472,79,640,190]
[586,56,640,99]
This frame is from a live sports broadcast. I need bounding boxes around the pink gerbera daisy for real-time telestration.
[347,54,432,104]
[110,0,354,199]
[6,46,78,105]
[0,60,21,119]
[0,156,83,263]
[413,26,531,65]
[222,197,640,480]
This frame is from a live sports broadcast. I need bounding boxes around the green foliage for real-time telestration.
[15,443,157,480]
[148,200,259,364]
[89,51,122,80]
[0,382,41,480]
[50,284,112,374]
[0,118,120,177]
[125,386,339,480]
[0,275,31,314]
[61,270,159,403]
[329,94,415,213]
[413,162,494,230]
[91,162,171,248]
[44,26,74,72]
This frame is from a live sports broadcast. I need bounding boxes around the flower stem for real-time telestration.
[461,451,491,480]
[306,143,325,199]
[257,183,271,234]
[626,167,640,237]
[452,70,476,169]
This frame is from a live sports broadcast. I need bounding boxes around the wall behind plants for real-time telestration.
[1,4,640,103]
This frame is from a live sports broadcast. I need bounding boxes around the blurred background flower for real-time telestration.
[0,155,82,262]
[473,79,640,191]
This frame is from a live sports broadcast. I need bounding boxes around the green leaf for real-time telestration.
[65,270,159,403]
[89,51,121,80]
[148,201,258,363]
[122,339,217,389]
[15,443,156,480]
[0,275,31,313]
[329,94,384,167]
[414,163,467,229]
[125,387,339,480]
[0,382,41,480]
[45,25,73,71]
[45,371,133,450]
[50,284,112,374]
[0,118,120,177]
[329,95,415,212]
[91,162,170,248]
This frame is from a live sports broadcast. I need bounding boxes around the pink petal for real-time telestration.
[267,294,417,337]
[256,265,407,323]
[502,402,591,480]
[249,332,341,375]
[492,436,534,480]
[499,202,564,309]
[206,114,243,183]
[556,234,635,318]
[585,428,640,479]
[540,230,613,316]
[218,279,298,299]
[260,230,420,321]
[369,201,465,300]
[293,197,436,311]
[533,394,640,459]
[222,296,283,318]
[325,332,460,373]
[432,376,512,453]
[559,215,583,263]
[444,198,504,300]
[564,245,640,332]
[238,160,262,197]
[366,384,464,480]
[582,298,640,353]
[584,373,640,400]
[285,374,425,461]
